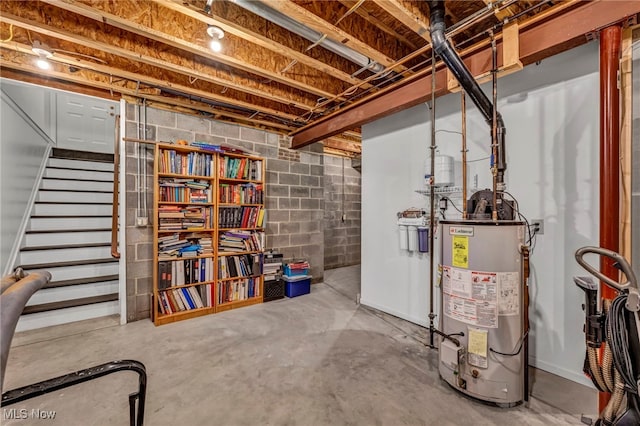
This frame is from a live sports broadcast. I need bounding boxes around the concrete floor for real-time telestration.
[4,265,596,425]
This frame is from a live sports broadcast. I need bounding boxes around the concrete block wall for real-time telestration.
[323,154,361,269]
[123,103,324,321]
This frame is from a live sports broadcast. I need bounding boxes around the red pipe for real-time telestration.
[598,24,621,411]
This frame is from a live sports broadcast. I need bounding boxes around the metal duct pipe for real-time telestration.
[228,0,386,74]
[427,0,507,189]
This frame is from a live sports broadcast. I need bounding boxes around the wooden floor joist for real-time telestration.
[290,0,640,148]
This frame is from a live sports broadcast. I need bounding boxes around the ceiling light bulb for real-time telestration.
[210,39,222,53]
[36,58,50,70]
[206,25,224,40]
[32,40,53,58]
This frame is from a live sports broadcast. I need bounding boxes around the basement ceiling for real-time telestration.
[1,1,638,156]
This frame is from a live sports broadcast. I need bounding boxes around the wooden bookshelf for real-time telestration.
[152,143,265,325]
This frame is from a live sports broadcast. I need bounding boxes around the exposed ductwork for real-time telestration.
[427,0,507,191]
[225,0,386,74]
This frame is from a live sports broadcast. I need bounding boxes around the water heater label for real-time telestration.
[449,226,474,236]
[442,266,498,328]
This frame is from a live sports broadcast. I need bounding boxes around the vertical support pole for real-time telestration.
[428,50,437,348]
[461,91,468,219]
[598,24,621,411]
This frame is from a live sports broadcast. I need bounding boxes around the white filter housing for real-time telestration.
[435,155,454,187]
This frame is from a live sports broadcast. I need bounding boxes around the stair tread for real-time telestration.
[22,294,118,315]
[31,215,112,218]
[46,275,119,288]
[43,177,115,183]
[47,165,113,174]
[18,258,119,270]
[51,148,114,163]
[21,242,111,252]
[25,228,112,234]
[39,188,113,193]
[35,201,113,205]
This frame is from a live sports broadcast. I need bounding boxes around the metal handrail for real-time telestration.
[111,115,121,259]
[1,360,147,426]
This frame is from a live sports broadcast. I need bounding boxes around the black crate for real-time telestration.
[264,278,285,302]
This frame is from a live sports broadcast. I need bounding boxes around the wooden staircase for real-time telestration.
[15,148,120,332]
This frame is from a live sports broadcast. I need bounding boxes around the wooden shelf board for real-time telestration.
[218,177,262,184]
[216,297,262,312]
[218,227,265,231]
[158,254,214,261]
[218,274,262,282]
[158,201,215,206]
[217,250,260,256]
[158,228,215,233]
[219,203,263,206]
[154,306,216,325]
[158,172,214,179]
[157,280,215,290]
[220,151,263,161]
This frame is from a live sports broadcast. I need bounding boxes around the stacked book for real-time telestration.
[284,260,310,278]
[263,252,283,282]
[159,179,211,203]
[219,231,264,252]
[158,234,191,259]
[159,206,212,230]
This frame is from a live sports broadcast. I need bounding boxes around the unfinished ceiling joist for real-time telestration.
[0,41,302,123]
[159,0,373,90]
[263,0,408,74]
[290,0,640,148]
[41,0,341,101]
[0,12,318,113]
[371,0,431,42]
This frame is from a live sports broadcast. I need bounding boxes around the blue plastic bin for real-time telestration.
[283,275,311,298]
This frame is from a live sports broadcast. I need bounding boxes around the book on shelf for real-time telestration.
[218,206,264,228]
[219,230,264,252]
[218,183,264,204]
[158,257,214,287]
[158,206,214,230]
[217,253,262,279]
[159,150,214,176]
[217,277,259,304]
[157,283,213,315]
[219,156,263,181]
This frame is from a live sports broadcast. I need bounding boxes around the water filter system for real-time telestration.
[397,209,429,253]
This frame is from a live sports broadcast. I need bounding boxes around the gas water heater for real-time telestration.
[439,221,526,405]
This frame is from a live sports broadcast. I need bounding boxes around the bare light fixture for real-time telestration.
[206,25,224,53]
[32,40,53,70]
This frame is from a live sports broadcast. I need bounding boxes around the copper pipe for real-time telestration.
[111,115,121,259]
[461,91,468,219]
[598,24,621,411]
[428,47,437,348]
[491,36,499,220]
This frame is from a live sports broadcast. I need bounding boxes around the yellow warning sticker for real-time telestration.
[468,328,488,357]
[452,235,469,268]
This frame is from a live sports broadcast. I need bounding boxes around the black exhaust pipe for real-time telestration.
[427,0,507,189]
